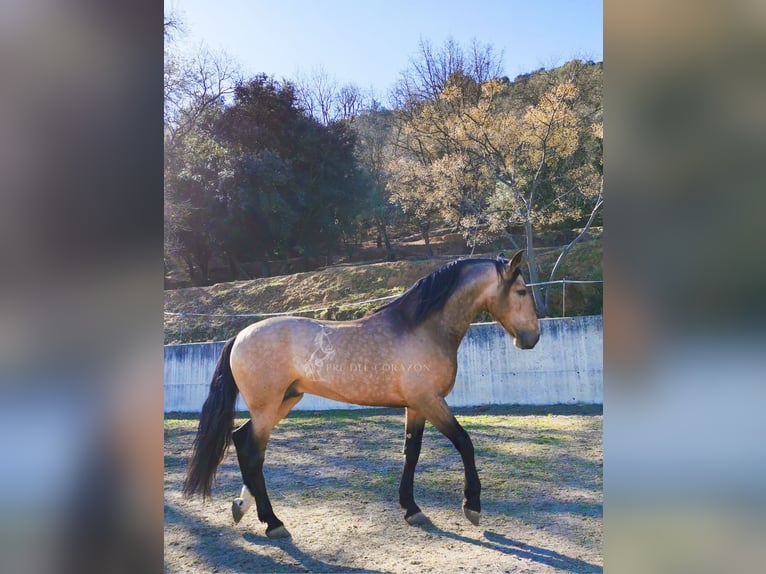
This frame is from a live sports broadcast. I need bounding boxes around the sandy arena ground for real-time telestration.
[164,405,602,573]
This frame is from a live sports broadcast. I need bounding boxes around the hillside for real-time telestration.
[164,234,601,344]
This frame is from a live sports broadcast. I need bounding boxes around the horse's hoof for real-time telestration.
[405,511,431,527]
[266,525,291,539]
[463,506,480,526]
[232,499,245,524]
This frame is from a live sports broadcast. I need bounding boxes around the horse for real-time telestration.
[182,250,540,539]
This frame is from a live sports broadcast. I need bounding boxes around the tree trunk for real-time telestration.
[192,245,210,285]
[227,252,238,281]
[342,233,355,259]
[261,256,270,278]
[524,220,547,317]
[420,223,433,258]
[182,254,196,283]
[199,259,209,285]
[377,219,395,261]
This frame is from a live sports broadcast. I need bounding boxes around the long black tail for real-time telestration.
[182,337,238,499]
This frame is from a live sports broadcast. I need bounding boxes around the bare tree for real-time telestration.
[164,44,240,143]
[392,37,503,110]
[294,68,319,119]
[164,11,186,40]
[295,67,366,124]
[294,66,339,125]
[468,38,504,86]
[337,83,364,120]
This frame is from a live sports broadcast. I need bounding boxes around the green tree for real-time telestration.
[215,75,366,272]
[165,115,236,284]
[352,104,401,260]
[164,22,240,283]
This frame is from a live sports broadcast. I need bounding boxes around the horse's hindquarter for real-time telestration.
[229,317,300,410]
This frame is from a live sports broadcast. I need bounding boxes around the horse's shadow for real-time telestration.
[242,532,383,573]
[423,525,602,573]
[166,502,382,573]
[165,503,283,573]
[168,500,597,572]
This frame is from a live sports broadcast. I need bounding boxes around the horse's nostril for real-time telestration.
[519,330,540,349]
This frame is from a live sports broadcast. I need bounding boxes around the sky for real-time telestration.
[167,0,602,104]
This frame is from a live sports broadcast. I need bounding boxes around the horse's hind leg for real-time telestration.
[231,394,303,538]
[231,418,253,523]
[399,407,430,526]
[231,417,290,538]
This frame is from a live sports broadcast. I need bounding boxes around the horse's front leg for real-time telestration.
[399,407,430,526]
[420,398,481,526]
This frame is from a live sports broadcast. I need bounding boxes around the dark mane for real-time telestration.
[374,258,519,328]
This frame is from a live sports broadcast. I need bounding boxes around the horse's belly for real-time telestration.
[297,371,406,408]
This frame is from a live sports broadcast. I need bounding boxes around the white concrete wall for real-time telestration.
[164,315,602,412]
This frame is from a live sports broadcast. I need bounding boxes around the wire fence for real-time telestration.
[164,278,603,320]
[163,293,400,319]
[527,278,604,317]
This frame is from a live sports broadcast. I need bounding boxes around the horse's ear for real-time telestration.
[503,249,524,279]
[509,249,524,269]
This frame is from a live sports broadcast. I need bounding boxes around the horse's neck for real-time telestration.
[429,268,493,347]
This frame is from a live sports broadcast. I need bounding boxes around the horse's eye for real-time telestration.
[516,289,527,297]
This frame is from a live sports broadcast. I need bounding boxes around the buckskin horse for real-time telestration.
[183,251,540,538]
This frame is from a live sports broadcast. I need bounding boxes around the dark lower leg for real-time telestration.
[232,420,284,534]
[399,408,426,521]
[449,423,481,514]
[425,405,481,516]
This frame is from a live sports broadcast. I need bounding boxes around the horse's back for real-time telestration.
[235,315,320,341]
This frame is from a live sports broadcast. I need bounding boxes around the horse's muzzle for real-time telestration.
[514,329,540,350]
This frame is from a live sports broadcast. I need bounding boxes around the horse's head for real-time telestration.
[486,250,540,350]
